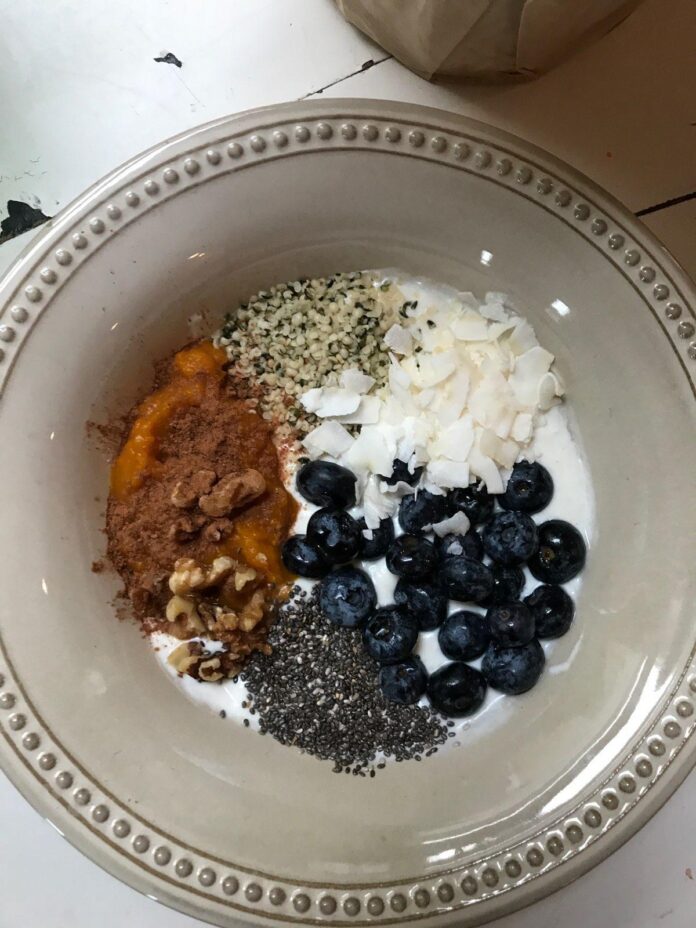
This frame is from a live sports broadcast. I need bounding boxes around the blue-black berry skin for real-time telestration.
[398,490,448,533]
[394,578,448,631]
[500,461,554,514]
[427,662,487,717]
[385,534,438,580]
[362,606,419,664]
[441,555,493,604]
[382,458,423,487]
[487,602,535,647]
[356,517,395,560]
[437,530,483,562]
[379,657,428,705]
[525,584,575,638]
[483,564,525,606]
[438,610,491,661]
[529,520,586,583]
[307,508,361,564]
[281,535,331,578]
[482,640,545,694]
[447,482,495,526]
[296,460,356,508]
[318,567,377,628]
[483,511,538,566]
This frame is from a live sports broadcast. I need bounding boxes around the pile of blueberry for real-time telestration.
[282,458,586,718]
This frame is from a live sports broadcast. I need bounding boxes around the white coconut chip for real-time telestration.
[431,510,471,538]
[335,395,382,425]
[425,458,470,489]
[301,386,360,417]
[339,368,376,394]
[302,421,354,459]
[384,324,413,355]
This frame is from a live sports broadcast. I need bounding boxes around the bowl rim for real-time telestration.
[0,98,694,928]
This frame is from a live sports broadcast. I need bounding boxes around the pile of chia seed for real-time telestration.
[241,587,451,774]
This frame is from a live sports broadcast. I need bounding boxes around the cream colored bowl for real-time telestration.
[0,101,694,927]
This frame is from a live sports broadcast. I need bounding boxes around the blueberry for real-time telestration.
[482,640,545,694]
[318,567,377,628]
[296,460,356,508]
[525,584,575,638]
[447,481,495,526]
[394,578,448,631]
[398,490,448,533]
[529,520,586,584]
[381,458,423,487]
[379,657,428,705]
[487,602,535,647]
[386,534,438,579]
[437,529,483,561]
[500,461,554,514]
[363,606,419,664]
[307,508,361,564]
[427,663,487,717]
[482,511,538,566]
[482,564,525,607]
[281,535,330,579]
[356,517,395,560]
[441,556,493,604]
[438,610,491,661]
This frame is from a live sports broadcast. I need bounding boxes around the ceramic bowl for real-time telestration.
[0,101,694,927]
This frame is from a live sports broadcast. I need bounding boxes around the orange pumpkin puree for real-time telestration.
[110,341,227,500]
[108,341,296,603]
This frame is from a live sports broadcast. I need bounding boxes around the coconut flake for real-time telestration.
[343,426,396,477]
[302,421,354,458]
[450,310,491,341]
[509,346,554,408]
[362,475,397,529]
[425,458,470,489]
[469,449,504,494]
[384,324,413,355]
[429,416,475,462]
[479,298,509,323]
[301,386,360,417]
[431,510,471,538]
[507,320,539,355]
[339,368,375,394]
[336,395,382,425]
[512,412,533,442]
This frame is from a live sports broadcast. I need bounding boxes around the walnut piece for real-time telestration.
[168,556,236,595]
[168,513,207,542]
[168,640,204,674]
[202,518,234,544]
[199,469,266,518]
[198,657,223,682]
[170,469,217,509]
[234,566,257,591]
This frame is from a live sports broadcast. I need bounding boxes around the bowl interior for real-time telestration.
[1,148,694,883]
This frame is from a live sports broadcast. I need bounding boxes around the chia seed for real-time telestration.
[242,587,449,774]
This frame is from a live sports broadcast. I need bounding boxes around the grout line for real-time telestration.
[635,190,696,217]
[299,55,392,100]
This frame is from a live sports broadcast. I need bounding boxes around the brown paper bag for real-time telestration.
[335,0,644,80]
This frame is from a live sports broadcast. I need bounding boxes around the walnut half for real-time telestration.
[168,556,236,595]
[170,469,217,509]
[199,469,266,518]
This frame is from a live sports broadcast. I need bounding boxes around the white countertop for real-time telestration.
[1,1,694,925]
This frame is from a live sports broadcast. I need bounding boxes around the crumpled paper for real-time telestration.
[335,0,644,80]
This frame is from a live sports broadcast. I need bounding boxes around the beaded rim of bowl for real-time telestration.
[0,102,694,927]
